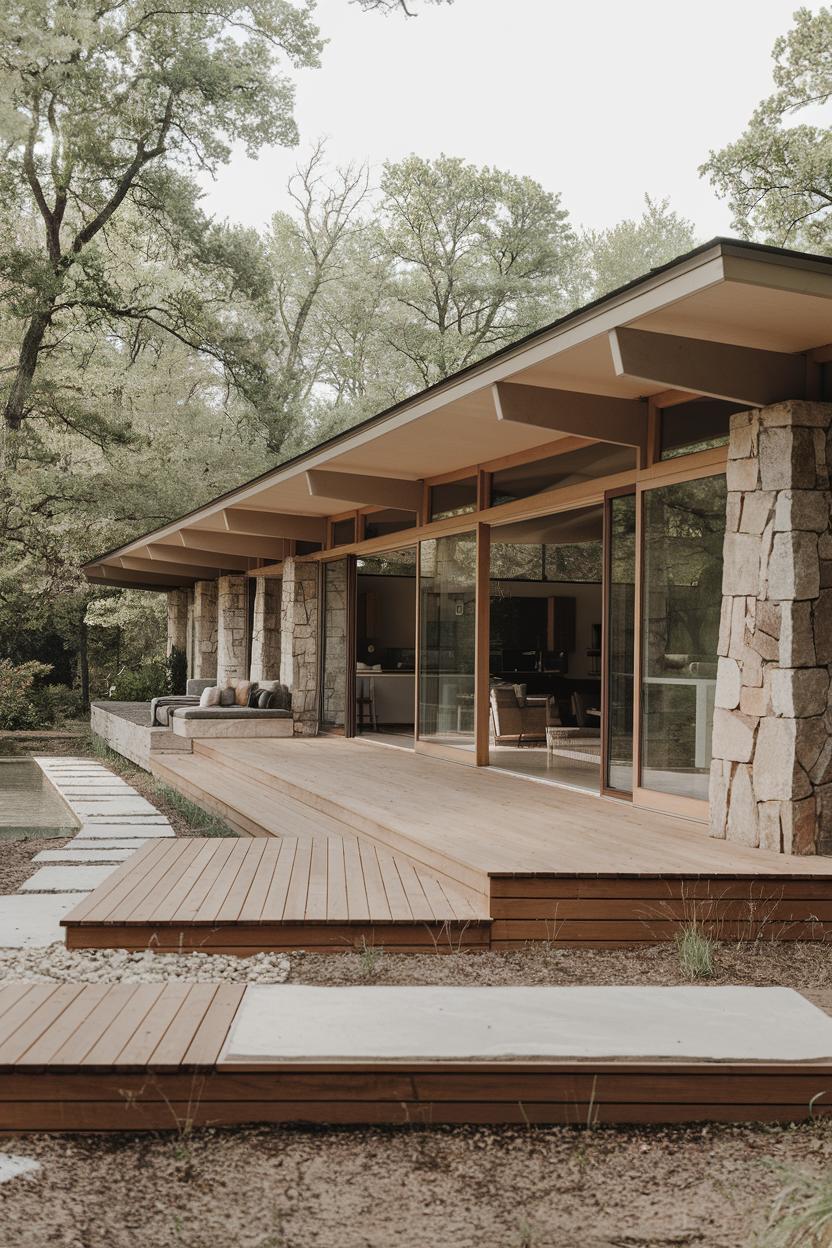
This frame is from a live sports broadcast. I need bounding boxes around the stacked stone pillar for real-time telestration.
[279,558,320,735]
[191,580,218,682]
[216,574,249,685]
[249,576,282,683]
[165,589,191,657]
[711,400,832,855]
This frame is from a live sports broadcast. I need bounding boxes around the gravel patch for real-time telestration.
[1,1121,830,1247]
[0,945,290,984]
[0,835,74,896]
[288,939,832,990]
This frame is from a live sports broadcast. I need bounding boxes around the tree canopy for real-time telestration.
[701,6,832,251]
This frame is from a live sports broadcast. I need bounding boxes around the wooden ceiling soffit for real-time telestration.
[609,327,808,406]
[306,468,422,512]
[143,544,252,572]
[222,507,325,543]
[87,566,195,589]
[493,381,648,461]
[171,531,287,560]
[118,556,222,579]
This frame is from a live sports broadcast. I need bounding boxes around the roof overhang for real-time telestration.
[84,238,832,589]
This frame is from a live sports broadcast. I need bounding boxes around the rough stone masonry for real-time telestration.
[711,400,832,854]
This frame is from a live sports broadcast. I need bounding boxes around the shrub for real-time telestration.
[31,683,86,726]
[0,659,53,730]
[166,646,188,696]
[109,662,169,702]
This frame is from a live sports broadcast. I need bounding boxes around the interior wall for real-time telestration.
[490,580,603,678]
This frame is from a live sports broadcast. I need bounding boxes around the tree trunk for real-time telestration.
[78,612,90,708]
[3,304,55,430]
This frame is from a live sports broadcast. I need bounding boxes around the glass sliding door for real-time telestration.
[418,533,477,749]
[604,492,636,794]
[640,474,726,800]
[320,558,351,731]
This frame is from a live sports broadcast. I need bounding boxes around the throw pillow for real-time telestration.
[235,680,253,707]
[219,688,236,707]
[247,688,261,708]
[199,686,221,708]
[258,690,275,710]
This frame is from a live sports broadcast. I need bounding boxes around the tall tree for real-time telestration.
[378,154,577,387]
[0,0,322,444]
[256,145,371,453]
[701,6,832,251]
[579,195,698,300]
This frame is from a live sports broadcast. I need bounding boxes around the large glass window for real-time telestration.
[331,517,356,547]
[418,533,477,747]
[605,494,636,793]
[491,445,634,507]
[363,509,417,541]
[320,559,349,729]
[659,399,741,460]
[429,478,477,521]
[640,475,726,799]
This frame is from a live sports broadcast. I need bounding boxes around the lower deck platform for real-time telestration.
[126,736,832,950]
[3,982,832,1131]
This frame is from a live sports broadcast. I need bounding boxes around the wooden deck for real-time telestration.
[63,836,489,953]
[135,736,832,948]
[3,982,832,1131]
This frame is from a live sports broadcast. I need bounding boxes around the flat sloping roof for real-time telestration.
[85,237,832,587]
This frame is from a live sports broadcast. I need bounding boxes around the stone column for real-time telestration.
[710,400,832,855]
[191,579,218,682]
[249,576,282,683]
[216,574,249,685]
[166,589,191,656]
[321,560,348,727]
[279,558,320,735]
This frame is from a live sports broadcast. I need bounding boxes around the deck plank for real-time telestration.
[237,839,282,922]
[148,985,220,1071]
[192,839,251,923]
[327,837,348,922]
[358,841,392,921]
[216,838,267,922]
[115,983,194,1067]
[181,984,246,1068]
[344,837,370,922]
[283,839,313,922]
[80,984,166,1067]
[261,838,298,922]
[0,985,85,1067]
[50,984,140,1066]
[18,985,112,1068]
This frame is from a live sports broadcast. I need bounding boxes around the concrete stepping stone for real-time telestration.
[70,839,153,850]
[0,895,79,947]
[21,864,120,893]
[71,800,156,815]
[222,985,832,1064]
[76,812,168,823]
[34,849,134,863]
[75,823,172,838]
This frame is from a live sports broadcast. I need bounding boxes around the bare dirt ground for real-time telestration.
[1,1120,829,1248]
[0,834,73,895]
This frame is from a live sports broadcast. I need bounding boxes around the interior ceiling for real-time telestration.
[89,249,832,573]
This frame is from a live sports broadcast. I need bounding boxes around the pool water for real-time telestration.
[0,759,78,839]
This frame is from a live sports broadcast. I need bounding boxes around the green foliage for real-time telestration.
[166,647,188,697]
[0,658,53,730]
[109,662,168,702]
[31,683,86,726]
[150,781,236,837]
[701,7,832,250]
[579,195,698,299]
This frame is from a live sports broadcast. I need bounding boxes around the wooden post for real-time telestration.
[474,522,491,766]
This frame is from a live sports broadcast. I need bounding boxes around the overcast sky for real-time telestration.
[200,0,817,240]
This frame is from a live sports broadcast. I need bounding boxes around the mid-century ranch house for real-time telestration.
[85,238,832,880]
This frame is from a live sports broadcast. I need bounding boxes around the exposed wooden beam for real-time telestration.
[170,531,287,561]
[493,381,647,462]
[86,566,195,590]
[222,508,325,543]
[609,327,807,405]
[143,545,252,572]
[119,556,221,579]
[306,469,422,512]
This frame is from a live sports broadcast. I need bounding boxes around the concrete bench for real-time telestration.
[170,706,293,740]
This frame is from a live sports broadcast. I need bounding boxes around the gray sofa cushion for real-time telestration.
[172,706,291,721]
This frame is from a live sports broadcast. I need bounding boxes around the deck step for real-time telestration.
[151,751,488,907]
[192,739,491,897]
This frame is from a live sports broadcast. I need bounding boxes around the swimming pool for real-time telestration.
[0,759,79,839]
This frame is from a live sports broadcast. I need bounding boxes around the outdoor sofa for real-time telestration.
[151,678,293,741]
